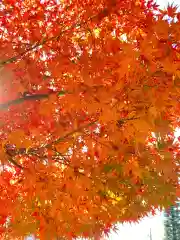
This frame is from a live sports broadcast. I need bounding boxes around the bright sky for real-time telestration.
[109,212,165,240]
[109,1,180,239]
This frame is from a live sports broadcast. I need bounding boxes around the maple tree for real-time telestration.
[0,0,179,239]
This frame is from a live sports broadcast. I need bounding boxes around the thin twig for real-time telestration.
[0,90,69,110]
[0,9,110,66]
[46,120,97,148]
[8,158,24,169]
[0,93,49,110]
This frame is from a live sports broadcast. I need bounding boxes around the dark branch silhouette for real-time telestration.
[8,158,24,169]
[4,116,139,158]
[0,93,49,110]
[0,90,68,110]
[46,120,97,148]
[0,8,110,66]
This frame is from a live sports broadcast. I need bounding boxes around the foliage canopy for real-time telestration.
[0,0,179,239]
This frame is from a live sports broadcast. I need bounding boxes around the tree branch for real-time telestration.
[0,93,49,110]
[4,120,97,160]
[8,158,24,170]
[46,120,97,148]
[4,116,140,158]
[0,90,68,110]
[0,8,110,66]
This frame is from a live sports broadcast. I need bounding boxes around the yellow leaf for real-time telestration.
[55,141,72,153]
[7,130,32,148]
[149,106,157,116]
[22,138,32,148]
[133,119,151,132]
[7,130,25,148]
[0,147,8,164]
[100,108,119,123]
[106,190,123,205]
[176,70,180,79]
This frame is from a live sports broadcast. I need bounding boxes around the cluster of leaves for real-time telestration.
[0,0,179,239]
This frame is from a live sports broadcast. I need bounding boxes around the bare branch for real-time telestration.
[0,93,49,110]
[0,90,69,110]
[46,120,97,148]
[0,9,110,66]
[8,158,24,170]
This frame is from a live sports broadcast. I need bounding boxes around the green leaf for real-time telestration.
[58,90,68,96]
[103,164,113,173]
[157,141,165,150]
[103,164,122,173]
